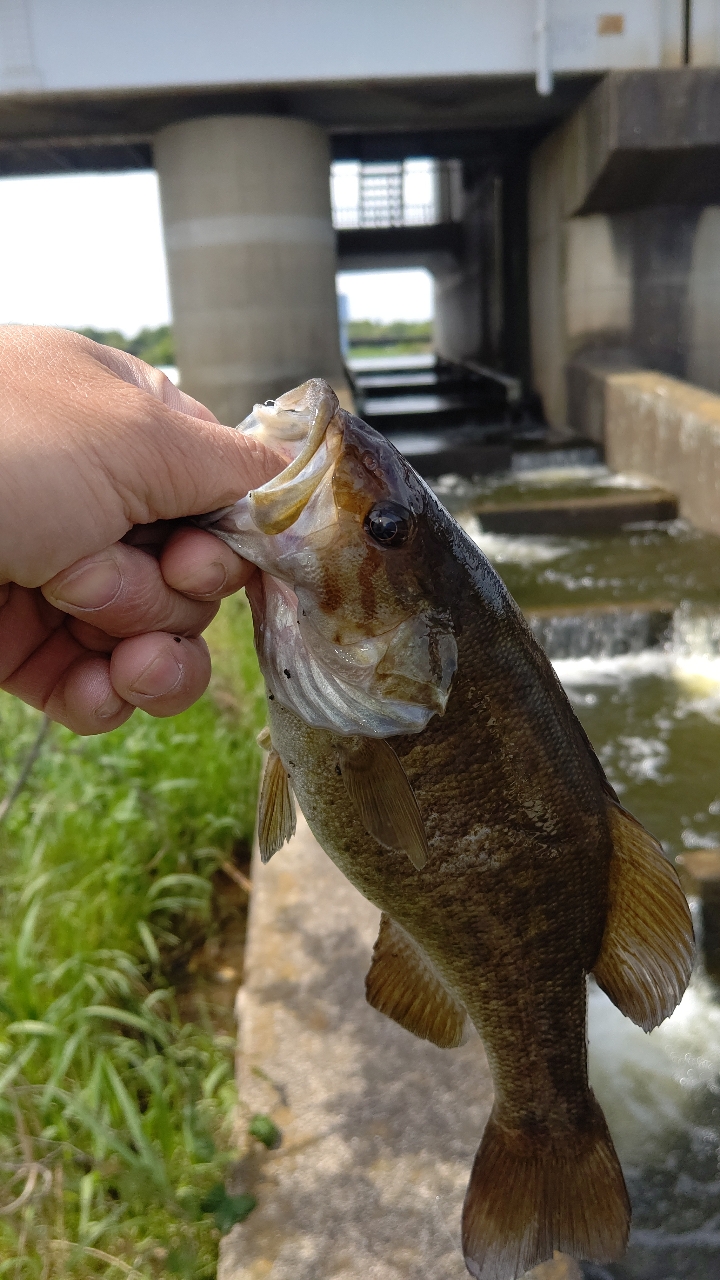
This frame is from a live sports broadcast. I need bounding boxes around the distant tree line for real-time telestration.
[347,320,432,347]
[76,324,175,367]
[76,318,432,364]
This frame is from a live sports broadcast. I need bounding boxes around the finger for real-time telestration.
[42,542,219,638]
[110,633,211,717]
[0,583,64,682]
[89,343,220,422]
[160,527,254,599]
[66,617,121,653]
[2,623,131,733]
[46,654,135,735]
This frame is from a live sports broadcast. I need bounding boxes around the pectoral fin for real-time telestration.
[366,913,467,1048]
[258,749,296,864]
[593,801,695,1031]
[337,738,429,870]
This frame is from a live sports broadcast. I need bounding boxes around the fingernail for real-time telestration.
[49,557,121,610]
[129,648,183,698]
[97,689,125,720]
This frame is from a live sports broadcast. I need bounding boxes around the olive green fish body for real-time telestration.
[266,501,610,1139]
[204,380,694,1280]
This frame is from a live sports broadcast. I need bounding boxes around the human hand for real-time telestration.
[0,326,284,734]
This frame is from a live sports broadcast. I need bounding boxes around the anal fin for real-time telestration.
[366,912,466,1048]
[258,748,296,864]
[593,801,695,1032]
[337,738,429,870]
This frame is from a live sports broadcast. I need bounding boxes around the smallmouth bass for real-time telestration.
[202,380,694,1280]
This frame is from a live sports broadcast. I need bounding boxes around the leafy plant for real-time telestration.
[247,1115,281,1150]
[0,596,265,1276]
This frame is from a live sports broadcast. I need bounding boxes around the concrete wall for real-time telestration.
[568,357,720,538]
[529,71,720,431]
[433,175,499,365]
[531,196,720,431]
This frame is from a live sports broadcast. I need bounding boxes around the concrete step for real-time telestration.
[472,488,678,535]
[220,816,580,1280]
[388,427,512,477]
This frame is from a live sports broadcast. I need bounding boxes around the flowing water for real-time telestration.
[433,465,720,1280]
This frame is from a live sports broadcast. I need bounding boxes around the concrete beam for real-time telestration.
[337,222,463,273]
[471,488,678,535]
[536,69,720,219]
[0,77,598,179]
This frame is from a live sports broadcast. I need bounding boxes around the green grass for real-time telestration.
[0,596,266,1277]
[348,342,432,359]
[346,320,431,346]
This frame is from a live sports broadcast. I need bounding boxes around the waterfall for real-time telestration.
[524,603,720,694]
[527,605,672,661]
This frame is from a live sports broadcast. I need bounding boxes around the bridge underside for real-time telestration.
[5,68,720,444]
[0,73,597,177]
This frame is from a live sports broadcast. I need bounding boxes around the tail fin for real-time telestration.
[593,801,695,1031]
[461,1101,629,1280]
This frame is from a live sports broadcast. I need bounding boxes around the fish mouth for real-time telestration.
[234,380,342,535]
[201,378,458,738]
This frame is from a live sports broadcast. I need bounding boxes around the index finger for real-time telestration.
[160,527,254,600]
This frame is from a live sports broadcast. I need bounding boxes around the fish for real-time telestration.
[201,378,695,1280]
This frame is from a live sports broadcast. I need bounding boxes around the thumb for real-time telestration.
[90,344,288,524]
[92,342,221,424]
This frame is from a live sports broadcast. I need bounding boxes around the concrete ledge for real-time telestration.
[474,489,677,536]
[568,359,720,538]
[220,816,579,1280]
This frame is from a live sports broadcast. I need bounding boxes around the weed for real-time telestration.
[0,596,265,1276]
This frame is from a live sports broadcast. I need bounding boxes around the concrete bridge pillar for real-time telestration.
[155,115,348,426]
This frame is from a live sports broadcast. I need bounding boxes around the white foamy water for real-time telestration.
[588,961,720,1166]
[460,516,572,565]
[554,649,720,693]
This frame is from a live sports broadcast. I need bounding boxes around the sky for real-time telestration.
[0,170,433,336]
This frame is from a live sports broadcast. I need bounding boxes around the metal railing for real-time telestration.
[331,159,463,231]
[333,201,438,230]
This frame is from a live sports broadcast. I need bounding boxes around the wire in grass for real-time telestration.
[0,714,51,826]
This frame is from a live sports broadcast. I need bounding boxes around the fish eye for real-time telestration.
[364,502,413,548]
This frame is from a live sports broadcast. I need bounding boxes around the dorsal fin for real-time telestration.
[366,913,467,1048]
[593,802,695,1032]
[337,738,429,870]
[257,749,296,864]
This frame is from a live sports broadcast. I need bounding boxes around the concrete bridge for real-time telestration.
[1,1,720,432]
